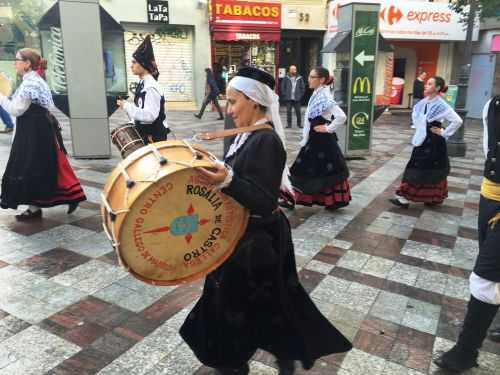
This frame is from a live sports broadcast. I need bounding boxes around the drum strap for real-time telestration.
[196,124,273,141]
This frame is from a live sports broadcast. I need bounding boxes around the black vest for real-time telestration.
[134,81,168,143]
[484,96,500,183]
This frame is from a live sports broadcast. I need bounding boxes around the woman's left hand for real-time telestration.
[313,125,329,133]
[430,127,444,136]
[196,163,228,185]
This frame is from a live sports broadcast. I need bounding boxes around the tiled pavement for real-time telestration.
[0,108,499,374]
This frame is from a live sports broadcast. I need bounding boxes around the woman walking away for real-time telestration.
[390,76,462,208]
[289,67,351,211]
[194,68,224,120]
[0,48,86,220]
[180,67,352,375]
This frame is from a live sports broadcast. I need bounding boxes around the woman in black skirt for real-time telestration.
[289,67,351,210]
[0,48,86,220]
[180,67,352,375]
[390,76,462,208]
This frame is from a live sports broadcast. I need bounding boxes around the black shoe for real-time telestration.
[194,114,202,119]
[286,125,292,128]
[217,116,224,120]
[434,296,499,372]
[67,202,79,214]
[277,359,295,375]
[489,327,500,343]
[389,198,409,208]
[434,345,479,372]
[15,208,42,221]
[297,125,303,128]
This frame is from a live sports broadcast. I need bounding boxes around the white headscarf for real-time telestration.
[227,76,293,194]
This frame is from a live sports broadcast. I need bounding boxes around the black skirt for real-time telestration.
[290,119,349,195]
[402,122,450,185]
[1,104,59,209]
[473,195,500,282]
[180,212,352,369]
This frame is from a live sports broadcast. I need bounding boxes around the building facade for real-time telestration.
[325,0,479,109]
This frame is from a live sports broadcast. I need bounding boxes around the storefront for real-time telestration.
[209,0,281,85]
[326,0,479,109]
[101,0,211,108]
[280,0,327,104]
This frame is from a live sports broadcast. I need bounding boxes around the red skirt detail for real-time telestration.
[295,179,351,208]
[35,148,87,207]
[396,178,448,203]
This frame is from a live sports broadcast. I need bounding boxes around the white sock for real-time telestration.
[395,195,409,204]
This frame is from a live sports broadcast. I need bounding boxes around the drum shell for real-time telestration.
[111,124,145,159]
[102,140,248,285]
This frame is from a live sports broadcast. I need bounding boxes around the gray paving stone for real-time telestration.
[387,263,420,286]
[336,250,371,272]
[370,291,409,325]
[361,256,395,279]
[415,269,447,294]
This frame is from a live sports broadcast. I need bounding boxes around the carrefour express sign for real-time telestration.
[328,0,479,41]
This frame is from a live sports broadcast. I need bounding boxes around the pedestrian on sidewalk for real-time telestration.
[180,67,352,375]
[390,76,462,208]
[280,65,305,128]
[117,35,169,143]
[434,96,500,372]
[194,68,224,120]
[288,67,351,211]
[0,48,86,220]
[412,71,427,107]
[0,106,14,133]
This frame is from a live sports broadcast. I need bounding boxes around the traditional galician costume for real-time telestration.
[123,35,168,144]
[290,84,351,210]
[0,59,86,220]
[391,95,462,207]
[434,96,500,372]
[180,68,352,375]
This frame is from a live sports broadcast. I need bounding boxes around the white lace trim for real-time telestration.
[13,71,53,110]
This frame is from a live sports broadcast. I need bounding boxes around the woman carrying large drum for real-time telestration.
[179,67,352,375]
[0,48,86,220]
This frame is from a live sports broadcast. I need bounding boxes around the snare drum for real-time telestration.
[101,140,248,285]
[111,124,145,159]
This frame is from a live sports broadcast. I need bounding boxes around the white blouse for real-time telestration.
[123,74,168,129]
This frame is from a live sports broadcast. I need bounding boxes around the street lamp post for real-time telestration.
[448,0,478,157]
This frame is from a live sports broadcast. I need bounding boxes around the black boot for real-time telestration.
[277,359,295,375]
[434,295,499,372]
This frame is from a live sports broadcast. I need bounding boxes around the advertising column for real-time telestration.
[347,6,379,155]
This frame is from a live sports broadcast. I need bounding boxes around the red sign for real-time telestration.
[210,0,281,30]
[492,35,500,53]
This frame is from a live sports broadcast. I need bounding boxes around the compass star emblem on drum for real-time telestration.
[143,203,209,244]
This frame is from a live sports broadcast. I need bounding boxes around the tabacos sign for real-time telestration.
[327,1,478,41]
[210,0,281,28]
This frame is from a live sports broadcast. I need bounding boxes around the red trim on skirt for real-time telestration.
[396,179,448,203]
[34,148,86,207]
[295,179,351,208]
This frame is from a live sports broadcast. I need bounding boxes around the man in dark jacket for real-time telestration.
[412,71,427,107]
[194,68,224,120]
[280,65,305,128]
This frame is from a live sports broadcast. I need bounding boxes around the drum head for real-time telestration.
[117,168,248,285]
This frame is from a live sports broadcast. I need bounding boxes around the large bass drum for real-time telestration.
[101,140,248,285]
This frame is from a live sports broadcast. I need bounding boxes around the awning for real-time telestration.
[212,30,280,42]
[321,31,394,53]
